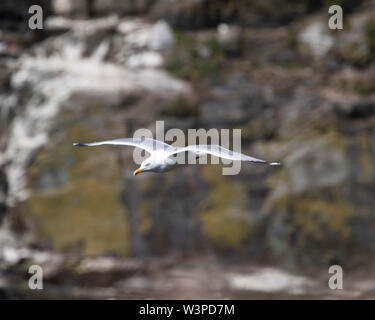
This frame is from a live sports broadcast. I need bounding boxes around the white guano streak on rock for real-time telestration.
[4,50,190,206]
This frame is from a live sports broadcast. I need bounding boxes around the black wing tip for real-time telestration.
[73,143,87,147]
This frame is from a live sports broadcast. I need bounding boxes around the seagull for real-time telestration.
[73,138,280,175]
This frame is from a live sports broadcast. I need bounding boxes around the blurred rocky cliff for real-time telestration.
[1,0,375,299]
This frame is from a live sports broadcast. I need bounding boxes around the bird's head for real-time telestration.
[133,158,157,175]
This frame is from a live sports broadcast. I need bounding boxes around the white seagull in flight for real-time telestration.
[73,138,280,175]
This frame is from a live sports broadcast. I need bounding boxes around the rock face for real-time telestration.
[2,16,191,257]
[150,0,314,29]
[1,0,375,299]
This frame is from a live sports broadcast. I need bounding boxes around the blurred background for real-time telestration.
[1,0,375,299]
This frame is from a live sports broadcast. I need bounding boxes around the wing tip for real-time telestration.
[73,143,86,147]
[269,162,281,166]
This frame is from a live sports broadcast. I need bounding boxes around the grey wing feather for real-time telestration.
[172,145,280,165]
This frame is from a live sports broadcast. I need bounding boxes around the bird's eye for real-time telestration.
[145,163,151,167]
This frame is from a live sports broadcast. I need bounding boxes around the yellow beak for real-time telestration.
[133,168,143,176]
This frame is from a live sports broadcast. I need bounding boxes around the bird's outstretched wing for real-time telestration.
[73,138,176,154]
[170,145,280,165]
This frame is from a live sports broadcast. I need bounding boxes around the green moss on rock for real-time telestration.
[338,41,370,67]
[269,190,353,243]
[365,16,375,54]
[357,132,374,183]
[161,96,197,118]
[25,117,129,256]
[199,166,252,249]
[293,196,353,240]
[166,31,224,81]
[138,201,152,236]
